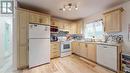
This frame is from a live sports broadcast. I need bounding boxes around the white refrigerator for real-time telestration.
[29,24,50,68]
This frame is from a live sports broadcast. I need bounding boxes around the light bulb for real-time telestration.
[68,8,72,11]
[63,8,66,11]
[75,7,78,10]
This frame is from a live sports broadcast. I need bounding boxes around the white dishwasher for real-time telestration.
[97,44,117,71]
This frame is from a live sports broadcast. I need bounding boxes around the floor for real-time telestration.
[22,55,115,73]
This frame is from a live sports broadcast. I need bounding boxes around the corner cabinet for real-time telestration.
[29,11,50,25]
[103,8,123,32]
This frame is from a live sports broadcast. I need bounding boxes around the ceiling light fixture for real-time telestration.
[59,3,78,11]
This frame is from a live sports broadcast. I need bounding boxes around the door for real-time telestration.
[29,39,50,68]
[29,24,50,38]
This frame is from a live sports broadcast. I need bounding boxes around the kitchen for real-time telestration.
[10,0,130,73]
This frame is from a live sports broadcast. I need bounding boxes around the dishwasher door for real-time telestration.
[97,45,117,71]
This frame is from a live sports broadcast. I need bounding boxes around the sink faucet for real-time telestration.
[104,35,110,43]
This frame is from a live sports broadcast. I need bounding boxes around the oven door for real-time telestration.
[61,42,71,52]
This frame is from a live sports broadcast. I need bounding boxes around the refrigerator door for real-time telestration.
[29,24,50,38]
[29,39,50,68]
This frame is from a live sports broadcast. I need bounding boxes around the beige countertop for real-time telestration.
[72,40,122,46]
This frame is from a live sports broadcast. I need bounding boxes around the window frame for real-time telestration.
[84,19,104,39]
[1,1,13,14]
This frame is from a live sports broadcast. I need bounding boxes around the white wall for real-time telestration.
[83,1,130,51]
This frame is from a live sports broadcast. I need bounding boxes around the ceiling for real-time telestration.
[17,0,126,20]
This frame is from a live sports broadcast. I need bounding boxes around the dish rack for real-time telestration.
[122,52,130,73]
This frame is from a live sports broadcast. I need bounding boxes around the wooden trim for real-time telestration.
[17,65,28,70]
[103,8,124,15]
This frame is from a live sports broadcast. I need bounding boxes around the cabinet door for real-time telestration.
[51,21,59,26]
[87,44,96,62]
[71,42,80,55]
[112,10,121,32]
[64,23,70,31]
[76,20,83,34]
[29,12,40,23]
[70,23,77,34]
[40,14,50,25]
[104,13,113,32]
[51,42,60,58]
[58,22,64,29]
[17,9,29,68]
[79,43,88,58]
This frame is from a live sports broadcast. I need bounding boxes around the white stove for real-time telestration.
[60,41,72,57]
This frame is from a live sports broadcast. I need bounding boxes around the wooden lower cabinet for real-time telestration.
[72,42,96,62]
[71,42,80,55]
[87,44,96,62]
[51,42,60,58]
[79,43,88,58]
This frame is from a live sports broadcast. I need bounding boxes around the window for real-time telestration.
[84,20,104,39]
[1,1,13,14]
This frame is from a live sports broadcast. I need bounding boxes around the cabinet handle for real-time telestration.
[103,46,108,48]
[39,18,42,23]
[85,44,88,47]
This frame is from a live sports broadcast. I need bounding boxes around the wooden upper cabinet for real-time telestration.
[64,23,70,31]
[76,20,83,34]
[40,14,50,25]
[29,12,40,23]
[51,20,59,27]
[104,8,122,32]
[69,22,77,34]
[112,10,121,32]
[29,11,50,25]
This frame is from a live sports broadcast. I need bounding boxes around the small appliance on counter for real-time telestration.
[71,34,83,40]
[51,34,58,42]
[57,30,69,37]
[121,52,130,73]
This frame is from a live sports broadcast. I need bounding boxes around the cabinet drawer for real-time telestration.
[51,52,60,58]
[51,47,60,52]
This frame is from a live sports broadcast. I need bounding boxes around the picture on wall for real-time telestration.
[128,24,130,41]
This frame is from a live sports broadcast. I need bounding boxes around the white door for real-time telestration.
[29,24,50,38]
[29,39,50,68]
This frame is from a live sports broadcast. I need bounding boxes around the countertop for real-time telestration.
[51,40,122,46]
[72,40,122,46]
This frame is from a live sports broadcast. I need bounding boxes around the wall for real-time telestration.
[83,1,130,51]
[0,14,13,73]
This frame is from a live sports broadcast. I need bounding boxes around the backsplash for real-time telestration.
[105,33,123,43]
